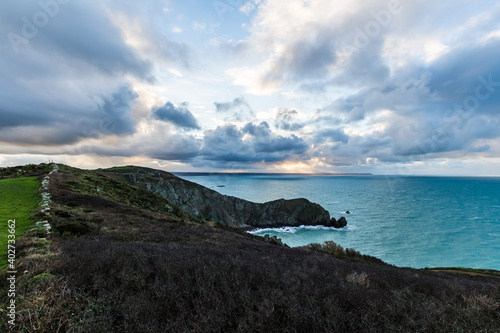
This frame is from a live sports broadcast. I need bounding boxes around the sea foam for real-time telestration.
[248,224,350,235]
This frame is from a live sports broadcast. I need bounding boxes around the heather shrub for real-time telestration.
[54,222,90,236]
[346,271,370,288]
[300,240,385,265]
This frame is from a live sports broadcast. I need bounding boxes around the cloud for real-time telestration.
[259,34,337,86]
[227,0,400,93]
[240,1,257,15]
[242,121,271,137]
[274,108,305,131]
[90,132,202,162]
[0,85,138,145]
[427,40,500,116]
[214,96,255,121]
[230,0,500,168]
[0,1,155,147]
[314,129,350,144]
[201,122,309,164]
[102,1,195,69]
[153,102,201,129]
[0,1,154,81]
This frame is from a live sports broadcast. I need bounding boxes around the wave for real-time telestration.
[247,224,352,235]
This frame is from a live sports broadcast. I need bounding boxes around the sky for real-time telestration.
[1,0,499,175]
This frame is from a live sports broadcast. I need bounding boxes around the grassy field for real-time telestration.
[0,177,40,268]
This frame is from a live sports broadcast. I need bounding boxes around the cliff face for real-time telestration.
[103,167,330,229]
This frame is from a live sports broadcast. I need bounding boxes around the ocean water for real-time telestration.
[177,174,500,270]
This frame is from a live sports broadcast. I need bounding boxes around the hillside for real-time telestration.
[99,165,331,228]
[0,164,499,332]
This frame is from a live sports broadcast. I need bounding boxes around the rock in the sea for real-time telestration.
[346,210,351,214]
[338,216,347,228]
[324,216,347,228]
[324,217,336,227]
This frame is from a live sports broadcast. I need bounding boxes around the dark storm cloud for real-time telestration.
[427,40,500,116]
[0,1,153,81]
[254,134,307,154]
[80,132,202,162]
[153,102,201,130]
[0,0,193,149]
[0,1,161,147]
[242,121,271,137]
[91,86,138,136]
[242,121,308,153]
[0,86,138,145]
[201,122,309,163]
[214,96,255,121]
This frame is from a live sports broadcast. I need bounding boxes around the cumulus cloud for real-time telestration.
[224,0,500,169]
[201,122,308,164]
[88,132,201,162]
[0,1,154,80]
[0,1,155,148]
[214,96,255,121]
[153,102,201,129]
[0,85,138,145]
[427,41,500,116]
[314,129,350,145]
[274,108,305,131]
[227,0,401,93]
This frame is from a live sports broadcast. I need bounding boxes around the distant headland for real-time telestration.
[173,172,373,176]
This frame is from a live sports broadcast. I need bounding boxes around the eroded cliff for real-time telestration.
[102,166,330,229]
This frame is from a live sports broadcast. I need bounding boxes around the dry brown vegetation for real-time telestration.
[1,164,500,332]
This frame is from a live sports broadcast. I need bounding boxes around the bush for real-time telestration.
[300,241,386,265]
[54,222,90,236]
[55,210,72,218]
[346,271,370,288]
[263,234,284,246]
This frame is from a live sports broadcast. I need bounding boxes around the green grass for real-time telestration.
[0,177,40,268]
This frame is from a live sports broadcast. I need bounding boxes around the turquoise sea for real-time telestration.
[177,174,500,270]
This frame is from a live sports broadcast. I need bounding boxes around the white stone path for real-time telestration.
[32,164,59,235]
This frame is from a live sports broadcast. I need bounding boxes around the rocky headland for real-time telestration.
[102,166,342,229]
